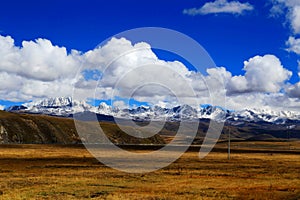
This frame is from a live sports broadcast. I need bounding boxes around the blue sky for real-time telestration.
[0,0,296,75]
[0,0,300,111]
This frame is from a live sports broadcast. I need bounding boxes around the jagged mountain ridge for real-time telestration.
[6,97,300,124]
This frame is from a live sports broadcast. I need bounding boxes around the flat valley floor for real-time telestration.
[0,142,299,200]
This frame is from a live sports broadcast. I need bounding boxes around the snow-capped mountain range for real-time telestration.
[6,97,300,124]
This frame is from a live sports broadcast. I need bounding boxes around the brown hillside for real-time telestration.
[0,111,164,144]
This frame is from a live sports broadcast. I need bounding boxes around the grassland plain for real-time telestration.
[0,143,299,200]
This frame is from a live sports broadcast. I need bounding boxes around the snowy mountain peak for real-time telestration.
[98,102,113,115]
[18,97,93,116]
[229,108,300,124]
[32,97,72,108]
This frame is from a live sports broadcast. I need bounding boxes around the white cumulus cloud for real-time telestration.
[183,0,254,16]
[270,0,300,54]
[227,55,292,94]
[290,5,300,34]
[286,36,300,55]
[225,92,300,112]
[0,35,81,82]
[270,0,300,30]
[276,0,300,34]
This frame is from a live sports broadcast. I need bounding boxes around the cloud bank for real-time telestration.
[183,0,254,16]
[0,35,299,111]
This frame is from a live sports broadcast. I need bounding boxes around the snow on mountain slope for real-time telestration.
[18,97,94,116]
[228,108,300,124]
[5,97,300,123]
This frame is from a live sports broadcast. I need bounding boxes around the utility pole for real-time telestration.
[287,125,296,150]
[228,128,230,160]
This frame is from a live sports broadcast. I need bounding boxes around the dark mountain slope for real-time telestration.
[0,111,164,144]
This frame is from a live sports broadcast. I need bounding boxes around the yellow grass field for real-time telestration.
[0,142,299,200]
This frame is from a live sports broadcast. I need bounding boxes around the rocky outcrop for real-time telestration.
[0,125,8,144]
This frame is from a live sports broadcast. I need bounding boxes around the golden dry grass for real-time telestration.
[0,143,299,200]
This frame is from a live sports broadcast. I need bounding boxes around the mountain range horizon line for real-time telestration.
[5,96,300,125]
